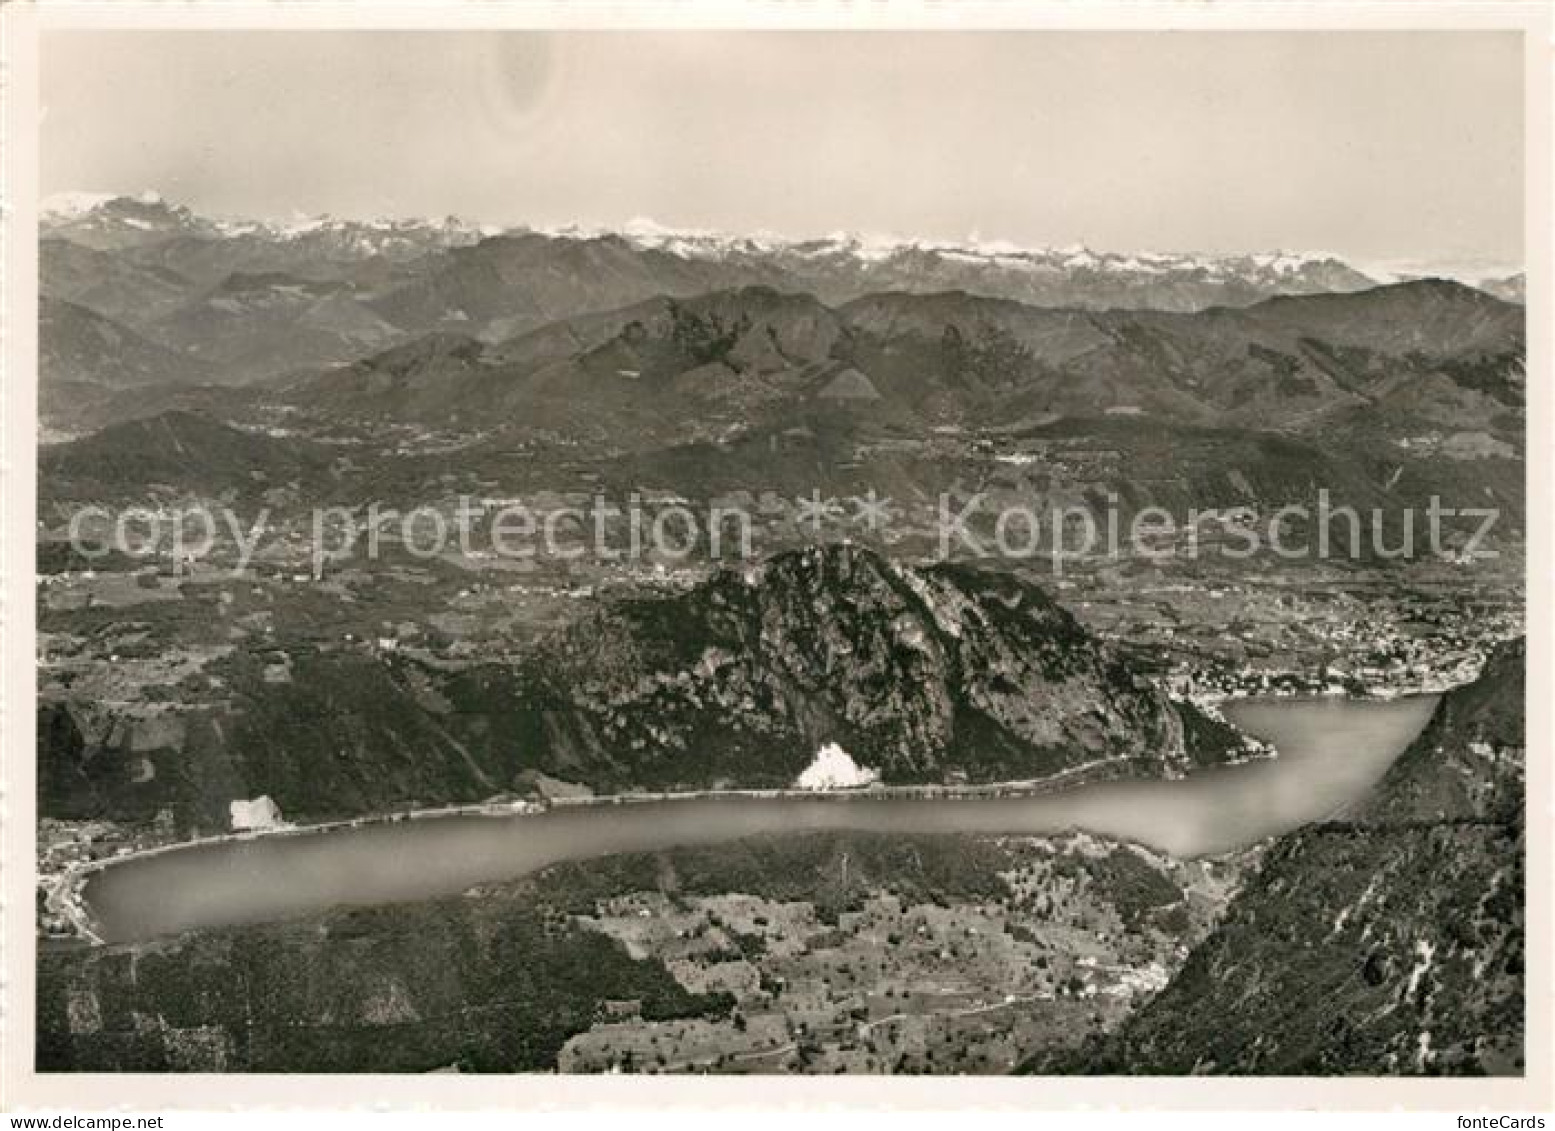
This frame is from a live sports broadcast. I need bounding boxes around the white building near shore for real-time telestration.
[795,742,880,791]
[230,795,286,831]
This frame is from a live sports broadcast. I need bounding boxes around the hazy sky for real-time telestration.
[42,30,1524,266]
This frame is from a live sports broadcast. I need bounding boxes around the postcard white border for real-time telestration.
[2,0,1550,1112]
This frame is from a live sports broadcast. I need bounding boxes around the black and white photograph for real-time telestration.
[1,1,1549,1115]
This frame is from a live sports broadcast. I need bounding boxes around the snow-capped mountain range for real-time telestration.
[41,190,1528,301]
[51,190,1529,317]
[44,189,1525,302]
[42,191,492,260]
[40,190,1372,283]
[550,214,1357,282]
[39,189,1526,403]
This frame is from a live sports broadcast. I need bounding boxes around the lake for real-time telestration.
[81,694,1438,944]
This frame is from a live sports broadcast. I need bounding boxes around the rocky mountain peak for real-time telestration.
[536,546,1250,790]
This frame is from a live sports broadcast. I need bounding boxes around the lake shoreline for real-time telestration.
[59,690,1443,947]
[52,752,1161,944]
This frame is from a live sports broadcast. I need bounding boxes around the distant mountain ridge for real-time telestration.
[39,297,213,390]
[39,410,333,502]
[39,193,1523,415]
[42,191,489,259]
[48,192,1521,307]
[38,277,1525,551]
[37,194,1526,558]
[40,192,1389,344]
[43,192,1375,287]
[263,278,1524,448]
